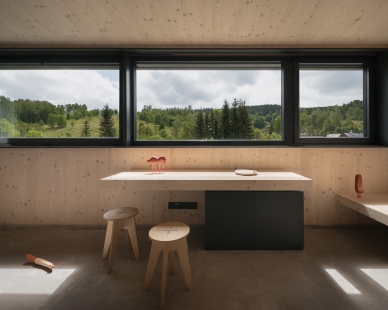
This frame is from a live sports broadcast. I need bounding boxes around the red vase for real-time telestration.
[355,174,363,198]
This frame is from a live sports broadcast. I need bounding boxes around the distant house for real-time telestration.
[326,132,363,138]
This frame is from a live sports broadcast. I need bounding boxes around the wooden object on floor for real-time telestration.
[102,207,140,274]
[143,222,193,310]
[26,254,55,269]
[335,194,388,226]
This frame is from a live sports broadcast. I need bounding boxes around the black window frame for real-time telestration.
[0,51,124,147]
[130,55,291,147]
[0,50,379,147]
[293,56,375,145]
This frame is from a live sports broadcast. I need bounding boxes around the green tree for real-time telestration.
[0,96,14,123]
[139,126,153,139]
[209,109,216,138]
[99,104,117,137]
[204,112,210,139]
[0,118,20,137]
[213,116,220,139]
[254,128,262,140]
[25,130,43,137]
[160,129,168,139]
[57,115,67,128]
[47,114,56,128]
[273,116,281,134]
[220,101,231,139]
[172,119,182,139]
[80,120,91,137]
[253,117,265,129]
[268,120,274,135]
[230,99,240,138]
[179,122,196,139]
[237,100,254,139]
[195,109,205,139]
[38,120,44,130]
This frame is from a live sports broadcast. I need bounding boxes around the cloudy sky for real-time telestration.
[137,70,281,110]
[137,69,363,110]
[0,68,362,111]
[300,69,363,108]
[0,69,119,110]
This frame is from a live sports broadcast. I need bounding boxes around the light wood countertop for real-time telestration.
[100,171,312,191]
[336,193,388,226]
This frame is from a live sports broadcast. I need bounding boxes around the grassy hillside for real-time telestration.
[41,115,119,138]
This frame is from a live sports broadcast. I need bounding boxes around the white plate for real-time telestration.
[235,169,257,176]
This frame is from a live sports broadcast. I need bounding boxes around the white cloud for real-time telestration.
[0,70,119,110]
[300,70,363,108]
[0,68,363,112]
[137,70,281,110]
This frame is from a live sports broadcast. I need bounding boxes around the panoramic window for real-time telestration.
[297,63,368,142]
[0,68,119,139]
[0,53,376,147]
[136,63,282,142]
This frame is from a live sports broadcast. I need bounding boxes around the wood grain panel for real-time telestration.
[1,147,388,226]
[0,0,388,48]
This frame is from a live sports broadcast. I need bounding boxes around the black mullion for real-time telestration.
[293,58,300,144]
[121,53,130,146]
[365,58,376,143]
[130,57,136,145]
[363,64,368,138]
[282,59,293,145]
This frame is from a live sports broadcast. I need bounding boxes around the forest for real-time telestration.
[0,95,117,138]
[137,99,363,140]
[0,94,363,139]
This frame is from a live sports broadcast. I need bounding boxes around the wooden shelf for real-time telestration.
[335,193,388,226]
[100,171,312,191]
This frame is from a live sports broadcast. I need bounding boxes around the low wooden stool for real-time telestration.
[143,222,193,310]
[102,207,140,274]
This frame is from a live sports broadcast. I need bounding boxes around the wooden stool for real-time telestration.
[143,222,193,310]
[102,207,140,274]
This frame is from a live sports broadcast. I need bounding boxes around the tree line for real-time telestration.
[300,100,363,136]
[0,95,117,137]
[1,93,363,139]
[195,99,254,139]
[137,99,282,140]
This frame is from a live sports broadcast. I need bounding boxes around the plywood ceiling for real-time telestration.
[0,0,388,48]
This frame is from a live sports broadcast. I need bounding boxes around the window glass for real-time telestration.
[0,69,119,138]
[136,68,281,141]
[299,67,364,138]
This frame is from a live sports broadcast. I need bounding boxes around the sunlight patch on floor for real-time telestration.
[0,269,75,295]
[361,269,388,291]
[325,269,361,295]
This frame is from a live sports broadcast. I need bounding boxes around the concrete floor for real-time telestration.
[1,226,388,310]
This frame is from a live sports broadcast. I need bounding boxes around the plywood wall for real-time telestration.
[1,0,388,48]
[1,147,387,226]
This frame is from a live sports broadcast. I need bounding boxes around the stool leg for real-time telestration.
[124,228,133,251]
[161,243,170,310]
[126,217,140,262]
[170,251,175,275]
[107,221,121,274]
[102,221,113,259]
[143,241,164,290]
[176,238,193,290]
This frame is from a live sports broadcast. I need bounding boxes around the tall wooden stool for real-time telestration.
[143,222,193,310]
[102,207,141,274]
